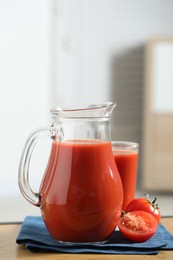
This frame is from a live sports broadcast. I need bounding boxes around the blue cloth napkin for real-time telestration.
[16,216,173,255]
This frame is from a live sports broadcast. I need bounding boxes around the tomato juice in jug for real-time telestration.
[40,140,123,242]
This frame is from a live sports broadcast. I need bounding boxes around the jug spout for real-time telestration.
[103,101,116,118]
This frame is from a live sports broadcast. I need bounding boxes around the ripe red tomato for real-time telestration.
[125,196,161,224]
[118,211,158,242]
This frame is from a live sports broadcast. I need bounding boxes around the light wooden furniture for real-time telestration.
[0,217,173,260]
[142,38,173,191]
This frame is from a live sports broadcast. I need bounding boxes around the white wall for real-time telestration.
[0,0,52,221]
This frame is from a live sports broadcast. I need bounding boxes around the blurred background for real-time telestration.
[0,0,173,222]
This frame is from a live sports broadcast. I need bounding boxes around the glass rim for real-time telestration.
[51,102,115,112]
[111,141,139,150]
[50,102,116,118]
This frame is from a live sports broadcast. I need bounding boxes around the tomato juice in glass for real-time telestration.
[112,141,139,211]
[39,140,123,243]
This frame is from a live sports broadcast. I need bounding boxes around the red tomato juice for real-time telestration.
[39,140,123,242]
[113,150,138,210]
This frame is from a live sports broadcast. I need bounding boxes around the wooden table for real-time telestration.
[0,217,173,260]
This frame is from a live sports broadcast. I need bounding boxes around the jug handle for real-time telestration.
[18,127,53,207]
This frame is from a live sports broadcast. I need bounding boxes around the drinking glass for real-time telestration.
[112,141,139,210]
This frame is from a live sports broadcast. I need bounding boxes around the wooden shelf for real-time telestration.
[142,38,173,192]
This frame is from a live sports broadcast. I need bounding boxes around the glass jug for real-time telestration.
[18,102,123,243]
